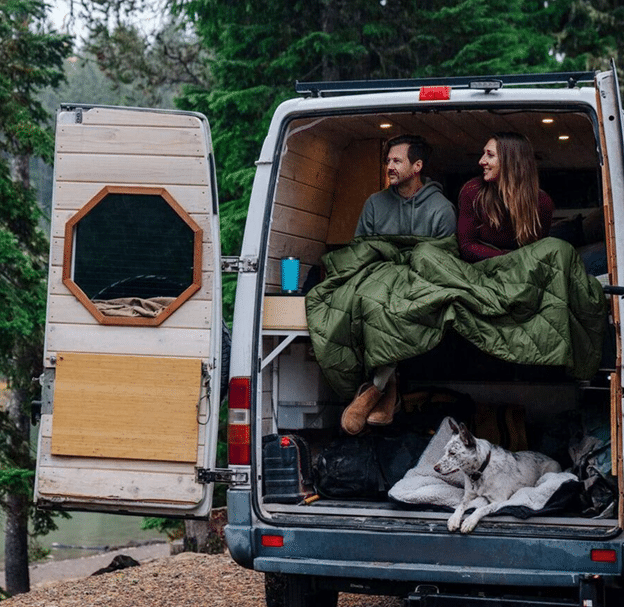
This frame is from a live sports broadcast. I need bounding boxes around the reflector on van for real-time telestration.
[591,549,617,563]
[262,535,284,547]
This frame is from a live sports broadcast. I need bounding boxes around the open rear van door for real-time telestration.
[595,64,624,527]
[34,106,223,518]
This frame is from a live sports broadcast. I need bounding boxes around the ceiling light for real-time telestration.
[542,118,554,124]
[379,122,392,129]
[558,135,570,140]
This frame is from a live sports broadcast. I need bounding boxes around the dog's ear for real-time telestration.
[448,418,460,434]
[458,422,476,448]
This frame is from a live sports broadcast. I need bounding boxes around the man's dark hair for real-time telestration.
[385,134,433,171]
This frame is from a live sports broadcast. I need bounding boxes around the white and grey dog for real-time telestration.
[433,418,561,533]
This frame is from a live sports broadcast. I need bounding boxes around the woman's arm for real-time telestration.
[457,179,506,262]
[538,190,555,238]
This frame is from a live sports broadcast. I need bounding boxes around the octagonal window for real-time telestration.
[63,186,202,326]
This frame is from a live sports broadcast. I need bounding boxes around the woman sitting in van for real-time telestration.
[457,132,554,262]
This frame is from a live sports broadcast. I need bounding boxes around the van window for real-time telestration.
[62,186,203,326]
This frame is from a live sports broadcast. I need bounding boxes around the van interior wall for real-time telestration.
[267,109,603,291]
[262,108,615,517]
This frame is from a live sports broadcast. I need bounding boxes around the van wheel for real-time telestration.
[265,573,338,607]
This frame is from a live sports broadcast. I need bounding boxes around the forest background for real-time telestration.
[1,0,624,596]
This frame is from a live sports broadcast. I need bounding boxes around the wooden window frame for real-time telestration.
[62,185,203,326]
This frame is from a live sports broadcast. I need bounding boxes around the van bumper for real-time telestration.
[254,556,586,587]
[224,488,254,569]
[249,525,623,589]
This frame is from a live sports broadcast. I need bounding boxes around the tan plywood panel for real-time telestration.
[262,296,308,330]
[48,266,214,301]
[55,154,208,186]
[46,325,210,361]
[53,182,213,214]
[51,353,201,462]
[79,107,202,129]
[37,466,202,504]
[47,294,212,329]
[56,125,204,157]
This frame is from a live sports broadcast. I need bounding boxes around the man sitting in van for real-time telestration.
[355,134,457,239]
[342,134,456,436]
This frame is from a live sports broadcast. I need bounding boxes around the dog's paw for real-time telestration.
[447,513,462,532]
[460,516,478,534]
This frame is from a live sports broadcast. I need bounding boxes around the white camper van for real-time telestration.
[36,66,624,606]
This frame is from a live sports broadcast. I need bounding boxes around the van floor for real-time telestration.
[262,499,619,539]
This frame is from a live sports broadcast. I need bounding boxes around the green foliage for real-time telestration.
[27,540,51,563]
[0,0,71,384]
[0,467,32,496]
[141,516,185,540]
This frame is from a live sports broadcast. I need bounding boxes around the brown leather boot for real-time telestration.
[340,382,383,435]
[367,376,400,426]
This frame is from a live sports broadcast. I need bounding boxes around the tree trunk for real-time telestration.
[4,388,31,595]
[183,507,228,554]
[4,493,30,595]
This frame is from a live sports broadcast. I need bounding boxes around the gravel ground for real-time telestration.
[2,551,401,607]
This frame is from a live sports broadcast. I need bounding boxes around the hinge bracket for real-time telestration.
[221,256,258,273]
[196,468,249,485]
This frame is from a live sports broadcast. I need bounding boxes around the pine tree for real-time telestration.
[0,0,71,594]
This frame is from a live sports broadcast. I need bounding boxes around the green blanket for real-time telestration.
[305,235,607,399]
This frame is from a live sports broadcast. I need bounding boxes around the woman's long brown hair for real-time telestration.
[475,132,541,246]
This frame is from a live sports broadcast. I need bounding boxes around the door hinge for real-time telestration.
[221,256,258,273]
[195,468,249,485]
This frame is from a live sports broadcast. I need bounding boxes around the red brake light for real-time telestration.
[229,376,251,409]
[591,549,617,563]
[419,86,451,101]
[261,535,284,548]
[228,377,251,465]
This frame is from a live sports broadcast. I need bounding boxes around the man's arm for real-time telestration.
[433,199,457,238]
[354,197,374,237]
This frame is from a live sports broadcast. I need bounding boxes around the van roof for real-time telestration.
[295,71,597,97]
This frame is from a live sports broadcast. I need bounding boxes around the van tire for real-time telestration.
[265,573,338,607]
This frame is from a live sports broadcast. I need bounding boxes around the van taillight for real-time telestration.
[228,377,251,465]
[591,549,617,563]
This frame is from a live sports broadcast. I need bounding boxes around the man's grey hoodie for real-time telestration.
[355,178,456,238]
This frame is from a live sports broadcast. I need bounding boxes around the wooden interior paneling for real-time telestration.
[267,127,340,290]
[327,139,384,244]
[51,353,201,462]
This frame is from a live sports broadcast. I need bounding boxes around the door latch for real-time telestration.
[195,468,249,485]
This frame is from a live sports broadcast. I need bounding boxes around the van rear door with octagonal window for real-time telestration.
[34,106,223,518]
